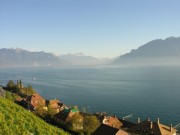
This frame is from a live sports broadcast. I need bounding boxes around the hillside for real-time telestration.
[113,37,180,65]
[0,97,69,135]
[0,48,67,67]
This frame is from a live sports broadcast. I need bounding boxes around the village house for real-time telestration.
[127,118,177,135]
[102,115,123,129]
[46,99,65,113]
[95,113,123,129]
[54,107,79,124]
[93,124,129,135]
[26,94,46,110]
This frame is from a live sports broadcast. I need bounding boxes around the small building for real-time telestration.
[128,118,177,135]
[46,99,65,113]
[93,124,129,135]
[54,107,79,124]
[102,116,123,129]
[26,94,46,110]
[95,112,123,129]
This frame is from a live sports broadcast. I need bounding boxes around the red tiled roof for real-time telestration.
[27,94,45,108]
[103,116,123,129]
[48,100,60,108]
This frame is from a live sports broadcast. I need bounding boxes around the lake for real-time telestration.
[0,65,180,126]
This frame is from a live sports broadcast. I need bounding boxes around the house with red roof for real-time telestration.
[27,94,46,110]
[102,116,123,129]
[46,99,65,113]
[127,118,177,135]
[95,113,123,129]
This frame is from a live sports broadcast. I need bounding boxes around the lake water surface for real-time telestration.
[0,66,180,126]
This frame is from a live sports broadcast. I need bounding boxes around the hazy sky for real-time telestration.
[0,0,180,58]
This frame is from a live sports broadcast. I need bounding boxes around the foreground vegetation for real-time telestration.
[0,97,70,135]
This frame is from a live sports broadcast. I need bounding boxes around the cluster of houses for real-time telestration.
[15,93,179,135]
[94,113,178,135]
[0,84,179,135]
[25,93,65,112]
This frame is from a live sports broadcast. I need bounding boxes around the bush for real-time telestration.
[83,115,100,135]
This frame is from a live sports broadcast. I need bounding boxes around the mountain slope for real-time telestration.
[0,48,109,67]
[114,37,180,65]
[60,53,110,65]
[0,97,69,135]
[0,48,66,67]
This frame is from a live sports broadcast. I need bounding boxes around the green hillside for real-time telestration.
[0,97,70,135]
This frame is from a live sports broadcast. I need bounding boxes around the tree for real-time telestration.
[47,105,58,118]
[7,80,14,89]
[19,79,22,89]
[6,80,20,93]
[83,115,100,135]
[34,106,47,118]
[66,113,83,132]
[27,85,36,94]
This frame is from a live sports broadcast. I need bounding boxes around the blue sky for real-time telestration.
[0,0,180,58]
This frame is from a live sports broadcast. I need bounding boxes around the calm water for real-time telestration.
[0,66,180,125]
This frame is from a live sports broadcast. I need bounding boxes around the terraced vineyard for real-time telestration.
[0,97,70,135]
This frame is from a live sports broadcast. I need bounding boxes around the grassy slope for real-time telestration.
[0,97,70,135]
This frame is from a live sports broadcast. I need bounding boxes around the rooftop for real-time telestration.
[127,118,177,135]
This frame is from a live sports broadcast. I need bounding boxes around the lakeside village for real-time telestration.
[0,80,179,135]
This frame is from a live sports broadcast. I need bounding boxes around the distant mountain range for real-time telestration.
[113,37,180,66]
[0,48,109,67]
[0,48,66,67]
[60,53,110,66]
[1,37,180,67]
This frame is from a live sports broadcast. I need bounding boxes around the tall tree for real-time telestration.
[66,113,83,132]
[7,80,14,89]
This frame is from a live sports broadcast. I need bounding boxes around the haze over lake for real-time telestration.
[0,66,179,125]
